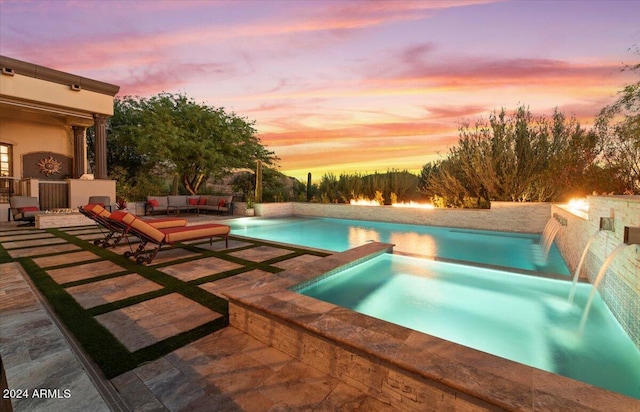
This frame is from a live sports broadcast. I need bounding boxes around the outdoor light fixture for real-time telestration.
[1,67,14,76]
[70,84,81,91]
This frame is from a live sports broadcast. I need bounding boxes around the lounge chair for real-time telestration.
[80,204,187,248]
[9,196,42,226]
[106,211,230,264]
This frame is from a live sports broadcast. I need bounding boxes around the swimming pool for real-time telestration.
[229,216,570,275]
[295,253,640,399]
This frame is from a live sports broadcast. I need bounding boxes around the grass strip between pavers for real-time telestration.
[5,229,233,378]
[0,227,332,380]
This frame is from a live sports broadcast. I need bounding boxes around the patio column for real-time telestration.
[93,114,108,179]
[72,125,87,178]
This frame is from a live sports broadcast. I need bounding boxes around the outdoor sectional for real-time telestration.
[145,195,234,216]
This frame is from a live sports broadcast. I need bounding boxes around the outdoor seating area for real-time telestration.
[145,195,234,216]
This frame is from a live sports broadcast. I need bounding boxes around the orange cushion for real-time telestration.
[84,204,110,218]
[144,218,187,229]
[161,224,230,244]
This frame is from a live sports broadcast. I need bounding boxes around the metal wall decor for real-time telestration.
[37,155,62,176]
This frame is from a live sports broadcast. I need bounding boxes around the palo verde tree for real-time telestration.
[91,92,277,197]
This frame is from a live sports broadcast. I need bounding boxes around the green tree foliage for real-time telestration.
[92,93,277,198]
[594,49,640,194]
[419,106,600,205]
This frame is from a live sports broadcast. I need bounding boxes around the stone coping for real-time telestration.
[224,243,640,411]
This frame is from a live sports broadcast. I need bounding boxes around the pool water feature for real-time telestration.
[230,217,569,275]
[294,253,640,399]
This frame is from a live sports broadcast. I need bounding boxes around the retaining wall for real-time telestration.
[257,201,551,233]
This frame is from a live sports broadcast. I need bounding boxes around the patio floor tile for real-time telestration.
[145,247,201,265]
[7,243,81,258]
[1,237,68,249]
[0,232,56,242]
[32,250,101,268]
[159,256,243,282]
[95,293,222,352]
[46,260,126,284]
[199,269,273,299]
[228,245,296,262]
[66,273,164,309]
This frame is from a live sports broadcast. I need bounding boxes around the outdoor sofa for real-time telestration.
[145,195,234,216]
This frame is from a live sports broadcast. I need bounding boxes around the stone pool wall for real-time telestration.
[256,201,551,233]
[553,195,640,348]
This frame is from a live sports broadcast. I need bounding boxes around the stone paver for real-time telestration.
[95,293,222,352]
[112,327,392,411]
[145,247,201,265]
[66,273,164,309]
[0,232,55,242]
[2,237,68,249]
[229,245,296,262]
[0,262,110,412]
[7,243,81,258]
[159,256,243,282]
[199,269,273,299]
[32,250,101,268]
[46,260,126,285]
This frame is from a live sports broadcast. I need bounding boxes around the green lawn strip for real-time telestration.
[0,242,13,263]
[60,270,140,289]
[21,229,232,377]
[47,229,229,312]
[18,257,136,379]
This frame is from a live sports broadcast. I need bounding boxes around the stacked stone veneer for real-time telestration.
[553,196,640,348]
[257,201,551,233]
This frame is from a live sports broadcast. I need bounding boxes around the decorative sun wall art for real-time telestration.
[37,155,62,176]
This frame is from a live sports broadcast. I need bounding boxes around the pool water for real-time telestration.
[230,217,569,275]
[296,254,640,399]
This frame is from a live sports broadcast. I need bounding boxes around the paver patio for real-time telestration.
[0,220,392,411]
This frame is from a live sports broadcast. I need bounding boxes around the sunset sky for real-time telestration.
[1,0,639,182]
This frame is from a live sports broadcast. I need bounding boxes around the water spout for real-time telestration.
[578,243,631,333]
[532,217,563,266]
[568,229,601,304]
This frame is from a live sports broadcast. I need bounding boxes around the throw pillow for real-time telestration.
[198,197,207,205]
[188,198,198,206]
[19,206,39,213]
[148,199,160,207]
[218,199,226,207]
